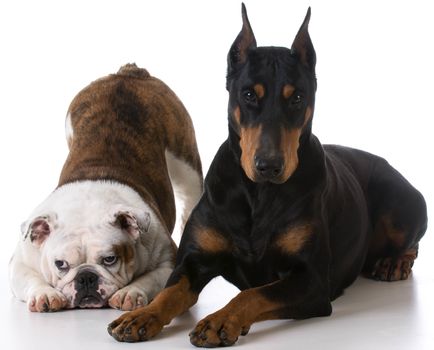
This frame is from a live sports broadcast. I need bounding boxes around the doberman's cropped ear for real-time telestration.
[291,7,316,71]
[228,3,257,71]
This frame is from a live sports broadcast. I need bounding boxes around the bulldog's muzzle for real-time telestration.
[73,270,105,308]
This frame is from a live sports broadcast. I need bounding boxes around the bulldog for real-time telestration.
[9,64,203,312]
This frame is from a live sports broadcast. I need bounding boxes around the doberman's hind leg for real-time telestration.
[370,246,418,281]
[364,157,427,282]
[364,213,426,282]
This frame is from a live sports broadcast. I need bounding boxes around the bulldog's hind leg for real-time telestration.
[165,150,203,236]
[65,112,74,149]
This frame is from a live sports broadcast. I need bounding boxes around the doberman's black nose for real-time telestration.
[255,156,284,180]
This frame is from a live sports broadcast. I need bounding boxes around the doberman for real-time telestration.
[108,4,427,347]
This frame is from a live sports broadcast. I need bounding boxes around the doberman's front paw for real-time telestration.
[189,312,250,347]
[107,307,164,342]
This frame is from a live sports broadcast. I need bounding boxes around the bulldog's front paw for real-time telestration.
[108,286,148,311]
[108,306,164,342]
[28,287,68,312]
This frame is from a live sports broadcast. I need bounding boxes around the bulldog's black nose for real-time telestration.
[255,156,284,179]
[75,270,99,291]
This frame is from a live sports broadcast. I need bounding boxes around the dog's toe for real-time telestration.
[190,313,243,347]
[28,288,67,312]
[109,286,148,311]
[108,307,163,342]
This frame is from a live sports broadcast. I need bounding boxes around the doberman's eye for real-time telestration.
[292,95,303,105]
[55,260,70,272]
[102,256,118,267]
[290,94,304,110]
[243,89,258,104]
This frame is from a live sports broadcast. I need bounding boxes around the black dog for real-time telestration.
[108,4,427,347]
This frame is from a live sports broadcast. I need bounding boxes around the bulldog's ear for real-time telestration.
[112,210,151,240]
[291,7,316,71]
[23,214,56,247]
[228,3,257,72]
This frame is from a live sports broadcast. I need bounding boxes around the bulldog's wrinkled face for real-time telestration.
[24,208,150,309]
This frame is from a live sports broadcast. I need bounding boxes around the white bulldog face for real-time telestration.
[23,208,150,309]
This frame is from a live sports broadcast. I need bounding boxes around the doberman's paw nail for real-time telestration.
[110,331,122,342]
[124,336,138,343]
[241,326,250,336]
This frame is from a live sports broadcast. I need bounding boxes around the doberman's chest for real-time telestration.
[214,183,316,256]
[215,205,312,290]
[221,247,295,290]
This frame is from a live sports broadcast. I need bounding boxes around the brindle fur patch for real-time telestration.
[60,64,202,236]
[240,125,262,181]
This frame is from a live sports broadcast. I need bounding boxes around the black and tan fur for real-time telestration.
[108,6,427,347]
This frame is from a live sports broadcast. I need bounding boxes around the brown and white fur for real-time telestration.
[9,64,203,312]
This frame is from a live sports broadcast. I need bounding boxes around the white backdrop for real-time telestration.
[0,0,432,278]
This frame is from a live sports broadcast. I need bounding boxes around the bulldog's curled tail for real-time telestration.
[117,63,150,79]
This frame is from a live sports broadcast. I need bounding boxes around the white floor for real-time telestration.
[1,248,433,350]
[1,2,434,349]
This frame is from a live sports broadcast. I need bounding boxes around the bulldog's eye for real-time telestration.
[55,260,69,272]
[102,256,118,266]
